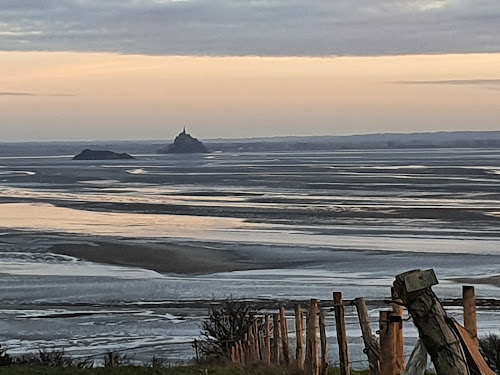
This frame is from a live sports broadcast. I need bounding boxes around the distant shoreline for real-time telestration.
[1,130,499,157]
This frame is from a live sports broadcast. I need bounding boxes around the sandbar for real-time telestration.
[50,241,271,274]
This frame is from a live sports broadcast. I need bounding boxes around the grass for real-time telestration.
[0,365,372,375]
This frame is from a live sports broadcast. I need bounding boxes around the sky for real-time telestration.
[1,0,500,141]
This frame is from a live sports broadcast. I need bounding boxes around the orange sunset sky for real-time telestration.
[1,1,500,141]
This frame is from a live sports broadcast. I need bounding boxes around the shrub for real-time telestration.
[199,300,259,361]
[104,351,130,367]
[479,334,500,373]
[0,344,13,366]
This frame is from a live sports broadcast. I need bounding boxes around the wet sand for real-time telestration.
[452,276,500,287]
[50,241,273,274]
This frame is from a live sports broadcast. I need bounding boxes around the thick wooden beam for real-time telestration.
[394,269,470,375]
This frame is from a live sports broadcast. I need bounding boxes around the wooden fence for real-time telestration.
[226,269,496,375]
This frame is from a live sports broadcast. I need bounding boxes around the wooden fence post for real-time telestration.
[295,304,305,370]
[394,269,470,375]
[254,321,260,361]
[379,310,397,375]
[305,299,320,375]
[264,314,272,364]
[352,297,380,375]
[391,287,405,374]
[333,292,351,375]
[319,309,329,375]
[244,333,249,365]
[280,306,291,366]
[463,285,478,341]
[272,313,281,365]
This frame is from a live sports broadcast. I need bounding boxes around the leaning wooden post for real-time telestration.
[264,315,272,364]
[334,292,351,375]
[462,285,478,341]
[391,287,405,374]
[295,304,305,370]
[319,309,329,375]
[379,310,397,375]
[272,313,281,365]
[280,306,291,366]
[394,269,469,375]
[352,297,380,375]
[305,299,320,375]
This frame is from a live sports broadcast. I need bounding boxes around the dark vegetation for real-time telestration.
[479,334,500,373]
[199,300,259,361]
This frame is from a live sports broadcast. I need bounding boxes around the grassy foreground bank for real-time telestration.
[2,365,371,375]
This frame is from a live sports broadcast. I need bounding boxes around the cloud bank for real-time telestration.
[0,0,499,56]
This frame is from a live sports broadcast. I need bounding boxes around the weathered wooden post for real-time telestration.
[319,309,329,375]
[272,313,281,365]
[238,340,245,365]
[244,333,249,364]
[253,321,260,361]
[280,306,291,366]
[334,292,351,375]
[393,269,470,375]
[248,325,256,363]
[379,310,397,375]
[404,339,428,375]
[462,286,477,341]
[391,287,405,374]
[305,299,320,375]
[295,304,305,369]
[193,339,200,363]
[264,314,272,364]
[352,297,380,375]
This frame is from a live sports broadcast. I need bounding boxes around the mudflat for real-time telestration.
[50,241,269,274]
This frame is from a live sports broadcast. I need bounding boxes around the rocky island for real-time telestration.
[158,128,209,154]
[73,149,135,160]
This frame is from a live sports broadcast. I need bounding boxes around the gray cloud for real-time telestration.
[0,0,499,56]
[0,91,74,97]
[0,92,37,96]
[396,79,500,85]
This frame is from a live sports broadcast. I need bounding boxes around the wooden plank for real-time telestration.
[449,318,496,375]
[404,339,427,375]
[334,292,351,375]
[352,297,380,375]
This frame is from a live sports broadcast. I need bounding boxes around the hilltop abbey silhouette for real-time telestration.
[158,127,209,154]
